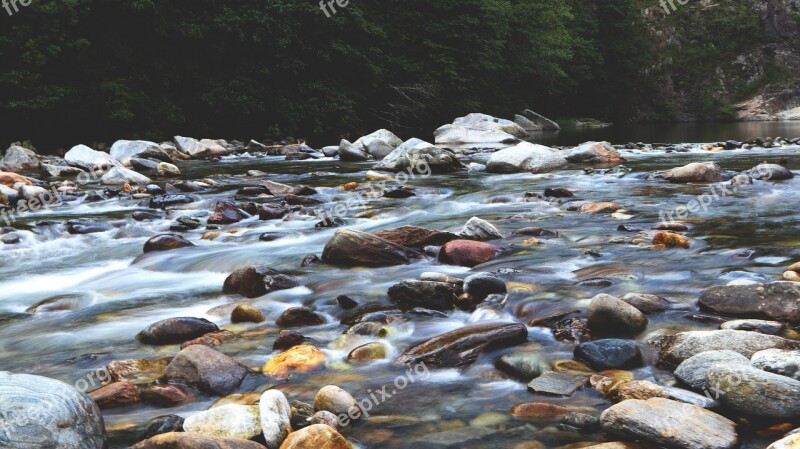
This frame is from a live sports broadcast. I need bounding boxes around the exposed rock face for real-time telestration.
[698,282,800,322]
[321,229,418,267]
[0,372,107,449]
[707,363,800,419]
[486,142,568,173]
[600,398,738,449]
[373,138,465,173]
[435,113,528,144]
[515,109,561,131]
[393,322,528,368]
[663,162,723,183]
[100,166,152,185]
[109,140,167,162]
[1,145,39,172]
[651,330,800,368]
[164,345,248,395]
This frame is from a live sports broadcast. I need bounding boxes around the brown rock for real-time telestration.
[276,307,325,327]
[279,424,352,449]
[181,330,238,349]
[321,229,418,267]
[164,345,248,395]
[142,384,192,407]
[438,240,501,267]
[608,380,668,402]
[589,370,634,396]
[653,232,690,249]
[223,266,299,298]
[510,402,570,422]
[373,226,458,248]
[263,345,327,378]
[231,304,264,323]
[347,342,388,362]
[143,234,195,253]
[652,222,688,231]
[0,171,32,188]
[208,200,245,225]
[107,358,171,384]
[580,202,622,214]
[88,381,141,409]
[131,432,266,449]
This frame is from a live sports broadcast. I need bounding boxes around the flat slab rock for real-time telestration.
[527,371,587,396]
[699,282,800,322]
[601,398,738,449]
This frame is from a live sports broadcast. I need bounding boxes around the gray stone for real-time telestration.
[435,113,527,144]
[374,138,465,173]
[674,350,751,391]
[338,139,369,161]
[699,282,800,322]
[100,166,151,185]
[260,390,292,449]
[588,294,648,336]
[458,217,502,240]
[620,293,673,314]
[707,363,800,419]
[164,345,248,395]
[183,404,261,440]
[663,161,723,183]
[517,109,560,131]
[486,142,568,174]
[651,330,800,368]
[314,385,358,416]
[747,163,794,181]
[527,371,586,396]
[64,144,117,171]
[0,372,106,449]
[495,352,549,382]
[720,319,785,334]
[752,349,800,381]
[1,146,39,172]
[109,140,168,162]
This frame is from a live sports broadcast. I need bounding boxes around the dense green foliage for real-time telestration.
[0,0,782,148]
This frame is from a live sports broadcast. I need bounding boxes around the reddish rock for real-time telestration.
[181,330,238,349]
[89,381,141,409]
[373,226,458,248]
[438,240,501,267]
[511,402,570,422]
[142,384,193,407]
[208,200,245,225]
[143,234,195,253]
[279,424,352,449]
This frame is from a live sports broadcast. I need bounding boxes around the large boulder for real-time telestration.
[64,144,117,171]
[566,141,625,164]
[174,136,229,159]
[674,350,751,391]
[1,145,39,172]
[100,166,152,185]
[349,129,403,160]
[164,345,248,395]
[663,162,723,183]
[321,229,418,267]
[337,140,369,162]
[373,226,458,248]
[393,322,528,368]
[515,109,560,131]
[0,372,107,449]
[373,138,465,173]
[698,282,800,322]
[747,163,794,181]
[651,330,800,368]
[600,398,738,449]
[486,142,568,174]
[435,113,528,144]
[132,432,265,449]
[109,140,169,162]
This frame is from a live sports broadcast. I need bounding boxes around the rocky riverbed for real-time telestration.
[2,119,800,448]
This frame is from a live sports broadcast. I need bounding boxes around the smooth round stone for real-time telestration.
[182,404,262,440]
[707,363,800,419]
[574,339,643,371]
[720,319,785,335]
[314,385,358,416]
[260,390,292,449]
[347,342,388,362]
[231,304,265,323]
[278,424,352,449]
[674,350,751,391]
[494,352,550,382]
[463,272,507,300]
[588,294,648,336]
[142,415,184,439]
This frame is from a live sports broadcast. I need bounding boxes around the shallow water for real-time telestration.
[1,144,799,448]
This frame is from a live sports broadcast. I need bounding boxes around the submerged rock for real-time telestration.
[137,317,219,345]
[388,280,459,311]
[600,398,738,449]
[322,229,418,267]
[747,163,794,181]
[0,372,107,449]
[486,142,568,174]
[88,381,140,409]
[393,322,528,368]
[164,345,248,395]
[698,282,800,322]
[527,371,587,396]
[663,161,723,183]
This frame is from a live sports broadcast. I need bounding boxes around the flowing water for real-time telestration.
[2,143,800,448]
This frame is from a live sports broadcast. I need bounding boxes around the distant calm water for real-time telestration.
[529,121,800,146]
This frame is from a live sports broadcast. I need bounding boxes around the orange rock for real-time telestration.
[88,381,140,409]
[608,380,668,402]
[263,345,326,378]
[341,182,359,191]
[589,370,634,395]
[580,202,622,214]
[0,172,32,188]
[510,402,570,422]
[280,424,352,449]
[652,232,690,249]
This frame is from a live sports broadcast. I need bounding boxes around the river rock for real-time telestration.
[183,404,262,440]
[338,139,369,161]
[142,384,192,407]
[279,424,352,449]
[0,171,31,188]
[373,226,458,248]
[164,345,248,395]
[486,142,568,174]
[149,193,195,209]
[510,402,570,421]
[463,272,506,302]
[143,234,195,253]
[65,144,117,171]
[663,161,723,183]
[574,339,643,371]
[101,166,152,185]
[388,280,458,311]
[458,217,503,240]
[674,350,752,390]
[752,349,800,381]
[314,385,359,416]
[259,390,292,449]
[516,109,560,131]
[132,432,266,449]
[707,363,800,419]
[768,433,800,449]
[1,145,39,172]
[0,372,107,449]
[181,330,237,349]
[223,266,300,298]
[393,322,528,368]
[142,415,185,439]
[720,319,785,334]
[373,138,465,173]
[348,342,388,362]
[653,231,690,249]
[263,345,327,378]
[88,380,140,409]
[137,317,219,345]
[588,294,648,336]
[619,293,673,314]
[174,136,219,159]
[600,398,738,449]
[276,307,325,327]
[435,113,527,144]
[110,140,168,162]
[748,163,794,181]
[438,240,501,267]
[230,304,265,323]
[651,330,800,368]
[494,352,549,382]
[351,129,403,160]
[41,163,85,178]
[527,371,587,396]
[566,141,625,164]
[698,282,800,322]
[322,229,417,267]
[208,200,245,225]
